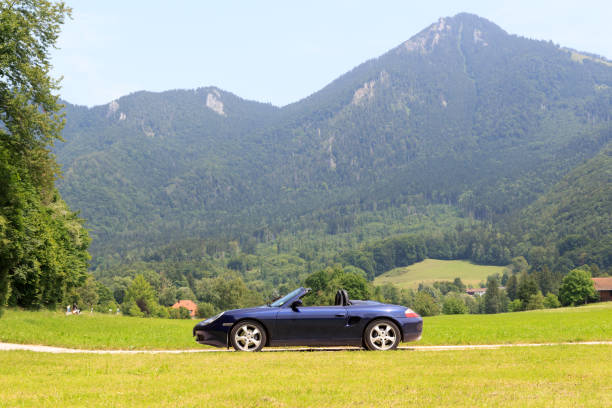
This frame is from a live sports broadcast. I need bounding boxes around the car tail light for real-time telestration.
[405,308,420,318]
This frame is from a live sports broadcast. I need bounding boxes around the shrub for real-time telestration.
[508,299,523,312]
[169,306,191,319]
[526,292,545,310]
[543,293,561,309]
[412,292,440,316]
[442,295,468,314]
[196,302,215,318]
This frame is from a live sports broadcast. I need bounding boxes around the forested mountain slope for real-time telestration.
[55,13,612,271]
[518,142,612,269]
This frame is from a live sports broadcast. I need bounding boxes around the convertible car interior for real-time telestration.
[334,289,351,306]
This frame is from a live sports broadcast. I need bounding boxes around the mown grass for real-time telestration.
[0,309,197,350]
[1,345,611,407]
[374,259,508,289]
[423,302,612,344]
[1,302,612,350]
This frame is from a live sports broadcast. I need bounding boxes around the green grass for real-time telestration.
[1,303,612,350]
[1,345,611,407]
[0,309,198,350]
[423,302,612,345]
[374,258,508,289]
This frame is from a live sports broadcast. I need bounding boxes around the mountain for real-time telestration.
[519,142,612,269]
[55,13,612,273]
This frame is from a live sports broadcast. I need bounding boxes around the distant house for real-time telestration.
[466,288,487,296]
[592,278,612,302]
[172,300,198,317]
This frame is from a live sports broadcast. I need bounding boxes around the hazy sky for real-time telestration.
[52,0,612,107]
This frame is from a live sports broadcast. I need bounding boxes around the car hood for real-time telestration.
[224,305,271,315]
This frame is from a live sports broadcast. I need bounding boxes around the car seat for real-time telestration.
[335,290,343,306]
[341,289,351,306]
[335,289,351,306]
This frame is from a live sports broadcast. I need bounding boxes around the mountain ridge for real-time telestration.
[54,13,611,275]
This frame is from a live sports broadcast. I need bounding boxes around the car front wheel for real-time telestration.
[230,320,267,352]
[363,319,400,351]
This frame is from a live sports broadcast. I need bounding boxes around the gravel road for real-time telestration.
[1,341,611,354]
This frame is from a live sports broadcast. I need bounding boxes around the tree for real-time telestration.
[505,274,518,300]
[453,277,466,292]
[484,277,501,314]
[0,1,89,315]
[558,268,597,306]
[196,302,215,318]
[74,276,99,310]
[543,293,561,309]
[517,272,538,304]
[526,291,544,310]
[508,299,523,312]
[534,265,556,295]
[412,292,440,316]
[442,294,468,314]
[510,256,528,274]
[123,274,165,317]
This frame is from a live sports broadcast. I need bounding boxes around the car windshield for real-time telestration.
[270,288,303,307]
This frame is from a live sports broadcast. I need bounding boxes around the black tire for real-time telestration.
[230,320,267,352]
[363,319,400,351]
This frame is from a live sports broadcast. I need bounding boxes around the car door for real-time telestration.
[274,305,349,345]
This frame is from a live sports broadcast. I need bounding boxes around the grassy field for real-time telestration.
[374,258,508,289]
[1,345,611,407]
[0,309,197,350]
[1,303,612,350]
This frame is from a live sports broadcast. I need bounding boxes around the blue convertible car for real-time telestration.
[193,287,422,351]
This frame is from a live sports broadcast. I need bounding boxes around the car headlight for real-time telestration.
[201,312,224,326]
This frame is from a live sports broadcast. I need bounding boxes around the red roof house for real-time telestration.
[171,300,198,317]
[592,278,612,302]
[466,288,487,296]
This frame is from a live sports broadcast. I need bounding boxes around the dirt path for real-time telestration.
[1,341,611,354]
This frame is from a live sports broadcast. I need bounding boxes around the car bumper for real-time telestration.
[194,328,227,348]
[396,317,423,342]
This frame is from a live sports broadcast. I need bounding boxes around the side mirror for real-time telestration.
[291,299,302,311]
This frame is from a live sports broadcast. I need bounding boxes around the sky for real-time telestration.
[51,0,612,108]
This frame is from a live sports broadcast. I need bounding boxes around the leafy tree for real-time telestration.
[534,265,556,295]
[508,299,523,312]
[453,277,466,292]
[559,268,597,306]
[176,286,196,301]
[195,273,262,311]
[510,256,529,274]
[543,293,561,309]
[505,274,518,301]
[517,272,538,304]
[442,294,468,314]
[526,291,545,310]
[196,302,215,318]
[484,277,501,314]
[158,286,178,307]
[74,276,99,311]
[0,0,89,315]
[94,281,117,313]
[123,274,165,317]
[412,291,440,316]
[169,306,191,319]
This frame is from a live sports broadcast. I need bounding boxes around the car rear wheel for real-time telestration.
[230,320,266,352]
[363,319,400,351]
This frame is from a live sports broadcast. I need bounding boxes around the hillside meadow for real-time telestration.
[1,345,611,407]
[1,302,611,350]
[374,259,508,289]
